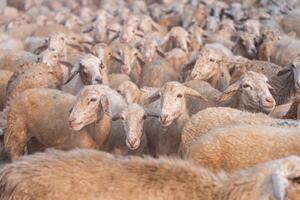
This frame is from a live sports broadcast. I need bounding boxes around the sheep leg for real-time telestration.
[4,118,28,161]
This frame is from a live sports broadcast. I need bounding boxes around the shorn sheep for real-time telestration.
[1,149,300,199]
[186,124,300,172]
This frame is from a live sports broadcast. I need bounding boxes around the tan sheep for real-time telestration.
[62,54,109,95]
[6,51,71,105]
[180,107,298,155]
[0,50,37,72]
[144,81,207,157]
[117,81,158,105]
[1,149,300,200]
[186,124,300,173]
[5,85,127,161]
[0,70,13,111]
[187,44,233,91]
[160,26,190,53]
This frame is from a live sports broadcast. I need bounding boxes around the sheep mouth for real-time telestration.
[69,121,83,130]
[160,119,173,127]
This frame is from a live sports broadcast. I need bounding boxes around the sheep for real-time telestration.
[0,70,13,111]
[187,46,232,91]
[160,26,190,53]
[0,50,37,72]
[282,96,300,120]
[139,36,166,63]
[280,12,300,37]
[144,81,207,157]
[4,84,127,161]
[109,43,145,84]
[62,54,109,95]
[1,149,300,200]
[259,32,300,66]
[186,124,300,173]
[117,80,158,105]
[106,104,149,155]
[5,49,73,103]
[232,31,257,59]
[180,106,300,155]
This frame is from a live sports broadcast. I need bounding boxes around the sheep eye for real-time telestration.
[142,115,147,120]
[117,90,121,93]
[121,116,124,120]
[242,84,252,89]
[291,177,300,184]
[60,37,65,41]
[177,94,183,98]
[209,58,215,62]
[53,55,58,58]
[90,98,97,102]
[291,64,296,68]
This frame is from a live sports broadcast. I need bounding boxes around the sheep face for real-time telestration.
[190,49,221,81]
[117,81,140,104]
[119,25,143,44]
[120,104,146,150]
[239,32,257,58]
[271,156,300,200]
[218,71,276,113]
[149,82,207,126]
[38,50,59,67]
[92,43,112,69]
[292,58,300,92]
[114,45,142,75]
[79,54,105,85]
[48,33,67,56]
[141,39,164,62]
[69,86,109,131]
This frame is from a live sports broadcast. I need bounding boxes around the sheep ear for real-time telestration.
[34,44,48,55]
[159,33,170,46]
[99,95,110,117]
[112,116,122,121]
[271,170,289,200]
[59,61,73,71]
[217,81,241,102]
[112,52,123,63]
[146,90,161,104]
[134,30,144,38]
[134,50,145,64]
[151,20,160,31]
[183,86,208,102]
[63,68,79,85]
[144,106,159,118]
[156,46,166,57]
[182,59,196,72]
[277,64,293,76]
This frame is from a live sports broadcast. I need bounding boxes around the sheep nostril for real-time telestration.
[69,117,76,124]
[95,77,102,84]
[265,97,273,103]
[160,115,169,124]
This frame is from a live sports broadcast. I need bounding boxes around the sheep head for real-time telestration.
[271,156,300,200]
[238,31,257,58]
[47,32,67,59]
[119,24,144,44]
[277,56,300,94]
[117,81,141,104]
[113,104,146,150]
[190,48,223,81]
[69,86,110,131]
[140,38,165,62]
[218,71,275,113]
[112,44,144,75]
[147,82,207,127]
[65,54,108,86]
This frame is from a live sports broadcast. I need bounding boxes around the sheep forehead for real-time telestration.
[123,104,145,118]
[78,86,102,99]
[161,82,183,95]
[80,55,100,68]
[241,72,267,84]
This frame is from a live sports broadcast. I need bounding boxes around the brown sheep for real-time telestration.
[0,70,13,111]
[1,149,300,200]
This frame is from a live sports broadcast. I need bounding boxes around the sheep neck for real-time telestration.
[270,72,295,105]
[84,113,112,149]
